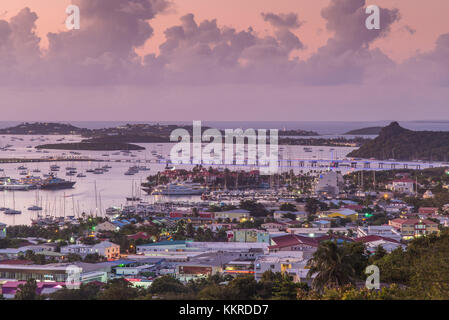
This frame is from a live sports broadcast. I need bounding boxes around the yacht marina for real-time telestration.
[0,133,447,226]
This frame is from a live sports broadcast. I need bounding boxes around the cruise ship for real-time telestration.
[151,183,207,196]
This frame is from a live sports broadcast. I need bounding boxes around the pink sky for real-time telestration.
[4,0,449,61]
[1,0,449,121]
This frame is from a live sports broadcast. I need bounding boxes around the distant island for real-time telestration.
[347,122,449,161]
[0,122,90,135]
[344,127,382,135]
[0,122,319,137]
[35,142,145,151]
[278,129,318,136]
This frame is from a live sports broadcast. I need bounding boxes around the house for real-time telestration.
[418,207,439,215]
[355,235,405,253]
[314,171,344,196]
[214,209,250,222]
[175,252,237,282]
[60,241,120,260]
[254,252,310,282]
[324,209,358,222]
[1,281,65,299]
[232,229,270,243]
[0,222,6,239]
[273,211,307,220]
[261,222,287,231]
[389,218,440,239]
[388,179,415,194]
[422,190,434,199]
[127,232,152,241]
[356,225,402,242]
[312,220,332,228]
[268,234,320,253]
[95,221,118,232]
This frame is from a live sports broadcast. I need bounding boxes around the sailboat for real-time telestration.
[4,190,21,215]
[28,189,43,211]
[126,180,141,202]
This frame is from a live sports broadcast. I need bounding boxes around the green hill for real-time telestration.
[347,122,449,161]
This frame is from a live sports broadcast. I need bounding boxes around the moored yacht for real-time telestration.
[151,182,206,196]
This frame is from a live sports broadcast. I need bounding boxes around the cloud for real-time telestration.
[1,0,449,90]
[300,0,400,85]
[398,33,449,86]
[0,8,41,84]
[43,0,170,85]
[261,12,302,29]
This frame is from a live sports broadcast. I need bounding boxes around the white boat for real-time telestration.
[4,209,21,215]
[1,183,32,191]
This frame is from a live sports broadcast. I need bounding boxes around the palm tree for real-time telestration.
[306,241,355,292]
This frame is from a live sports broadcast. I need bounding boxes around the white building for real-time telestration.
[60,241,120,260]
[388,179,415,194]
[314,171,344,196]
[356,225,402,242]
[254,252,312,282]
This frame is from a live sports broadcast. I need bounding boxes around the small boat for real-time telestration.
[18,166,27,170]
[33,169,41,173]
[76,173,86,178]
[28,205,43,211]
[4,209,22,215]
